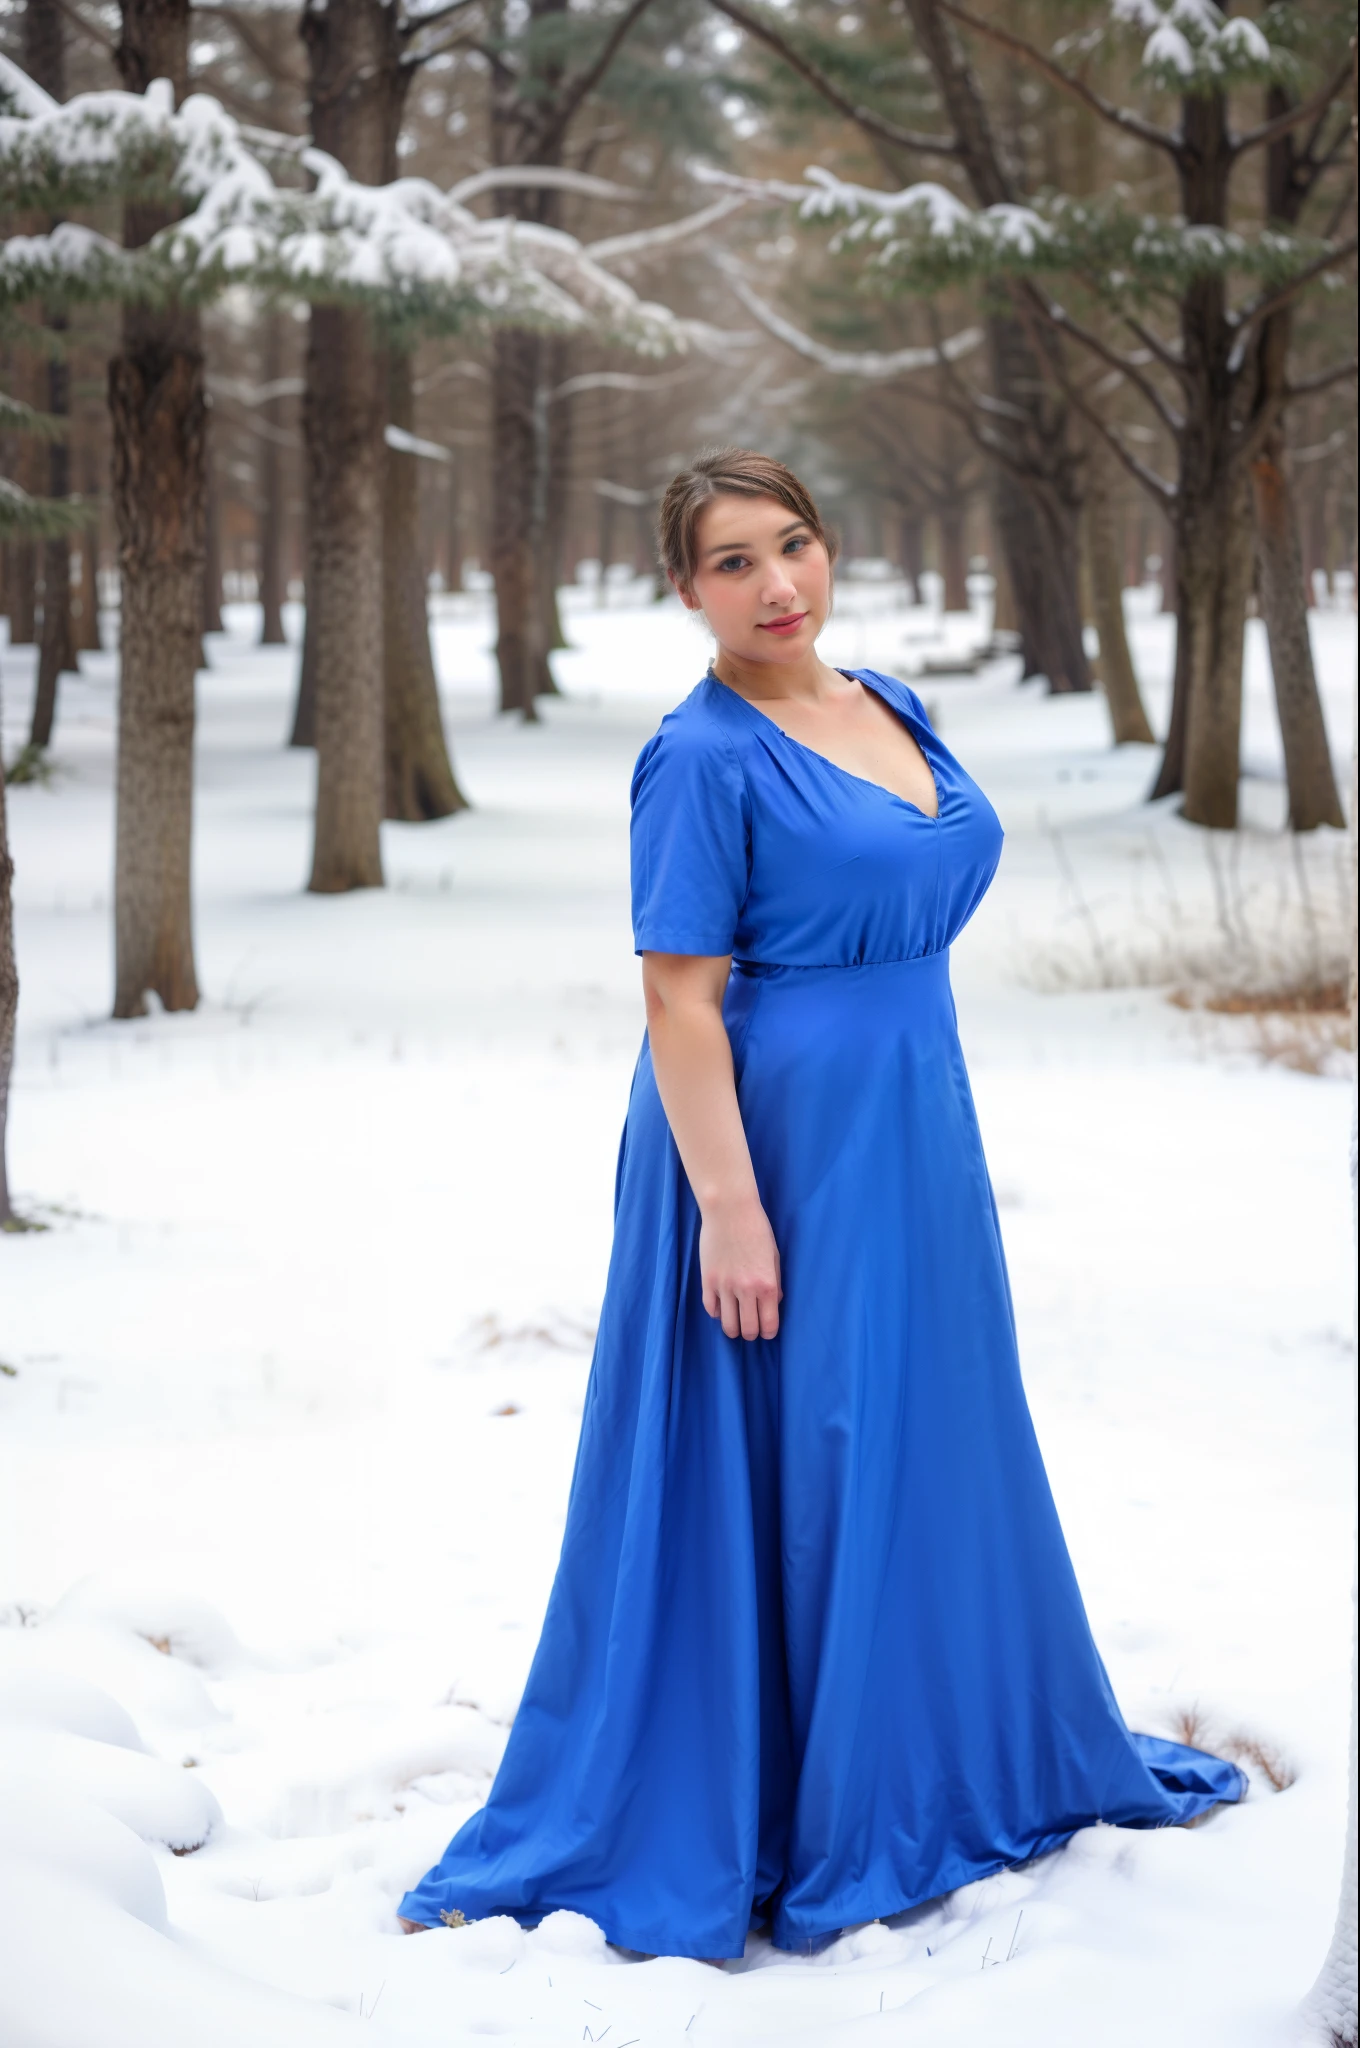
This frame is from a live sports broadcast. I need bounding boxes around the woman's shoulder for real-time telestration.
[853,666,933,726]
[631,677,749,794]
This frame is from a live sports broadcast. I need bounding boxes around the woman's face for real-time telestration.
[675,492,832,667]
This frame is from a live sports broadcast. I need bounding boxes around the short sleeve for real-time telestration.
[630,717,751,955]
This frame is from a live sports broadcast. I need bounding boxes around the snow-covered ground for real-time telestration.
[0,583,1354,2047]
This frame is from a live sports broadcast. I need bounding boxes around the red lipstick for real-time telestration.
[757,612,808,636]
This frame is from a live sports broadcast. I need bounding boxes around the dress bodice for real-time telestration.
[630,669,1004,969]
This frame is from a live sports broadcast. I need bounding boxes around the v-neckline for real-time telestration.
[708,667,942,821]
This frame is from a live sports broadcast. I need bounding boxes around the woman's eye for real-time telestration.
[784,535,808,555]
[717,555,747,573]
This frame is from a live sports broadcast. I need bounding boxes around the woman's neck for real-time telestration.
[709,645,843,707]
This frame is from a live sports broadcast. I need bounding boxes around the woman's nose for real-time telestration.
[760,561,798,606]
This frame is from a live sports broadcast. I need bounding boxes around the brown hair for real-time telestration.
[657,447,838,592]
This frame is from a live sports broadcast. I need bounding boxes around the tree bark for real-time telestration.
[491,325,549,716]
[537,339,572,663]
[1251,431,1345,829]
[75,529,101,652]
[290,553,317,746]
[257,312,287,645]
[0,743,16,1226]
[201,426,223,635]
[1242,85,1347,833]
[299,0,401,888]
[303,304,384,889]
[109,0,202,1018]
[1149,88,1251,824]
[25,0,73,749]
[938,506,969,612]
[444,454,464,591]
[1084,441,1154,745]
[1177,465,1253,830]
[382,350,466,819]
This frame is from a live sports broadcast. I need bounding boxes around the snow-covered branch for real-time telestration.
[587,192,750,266]
[694,162,1350,308]
[1109,0,1284,92]
[0,70,716,357]
[711,255,983,380]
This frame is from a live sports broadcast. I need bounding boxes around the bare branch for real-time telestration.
[1232,56,1352,158]
[552,364,698,402]
[1285,356,1359,401]
[543,0,656,156]
[938,0,1180,158]
[707,0,961,160]
[1117,308,1190,384]
[401,28,482,72]
[1229,235,1359,367]
[1022,285,1185,437]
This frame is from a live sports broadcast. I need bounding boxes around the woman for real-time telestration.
[399,448,1244,1960]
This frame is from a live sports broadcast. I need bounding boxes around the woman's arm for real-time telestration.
[641,952,781,1342]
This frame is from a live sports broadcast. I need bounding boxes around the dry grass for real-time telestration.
[1166,1704,1296,1793]
[1021,822,1354,1075]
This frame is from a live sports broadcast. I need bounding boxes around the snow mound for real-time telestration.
[0,1615,225,1728]
[829,1918,901,1962]
[451,1913,525,1969]
[531,1908,608,1958]
[50,1575,249,1674]
[3,1729,222,1853]
[0,1670,147,1751]
[0,1781,169,1930]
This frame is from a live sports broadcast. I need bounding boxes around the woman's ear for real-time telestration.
[670,570,700,613]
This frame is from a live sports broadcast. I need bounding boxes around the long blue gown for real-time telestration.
[400,667,1245,1957]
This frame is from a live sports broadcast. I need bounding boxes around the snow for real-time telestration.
[0,584,1355,2046]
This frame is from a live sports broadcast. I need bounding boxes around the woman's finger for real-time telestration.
[758,1290,780,1340]
[739,1290,761,1342]
[720,1288,741,1340]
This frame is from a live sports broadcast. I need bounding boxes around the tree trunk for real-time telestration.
[444,454,464,591]
[109,0,202,1019]
[75,530,101,652]
[257,312,287,645]
[0,742,16,1225]
[898,514,924,603]
[201,432,223,636]
[290,556,317,746]
[1251,431,1345,830]
[537,340,572,662]
[31,317,77,750]
[938,506,969,612]
[7,540,36,646]
[1085,442,1154,745]
[25,0,73,748]
[491,325,547,717]
[1177,466,1253,830]
[299,0,403,888]
[382,350,466,820]
[304,304,384,890]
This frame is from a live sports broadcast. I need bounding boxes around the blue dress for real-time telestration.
[400,668,1245,1957]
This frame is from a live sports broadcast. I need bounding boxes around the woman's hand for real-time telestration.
[700,1192,782,1341]
[641,950,783,1342]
